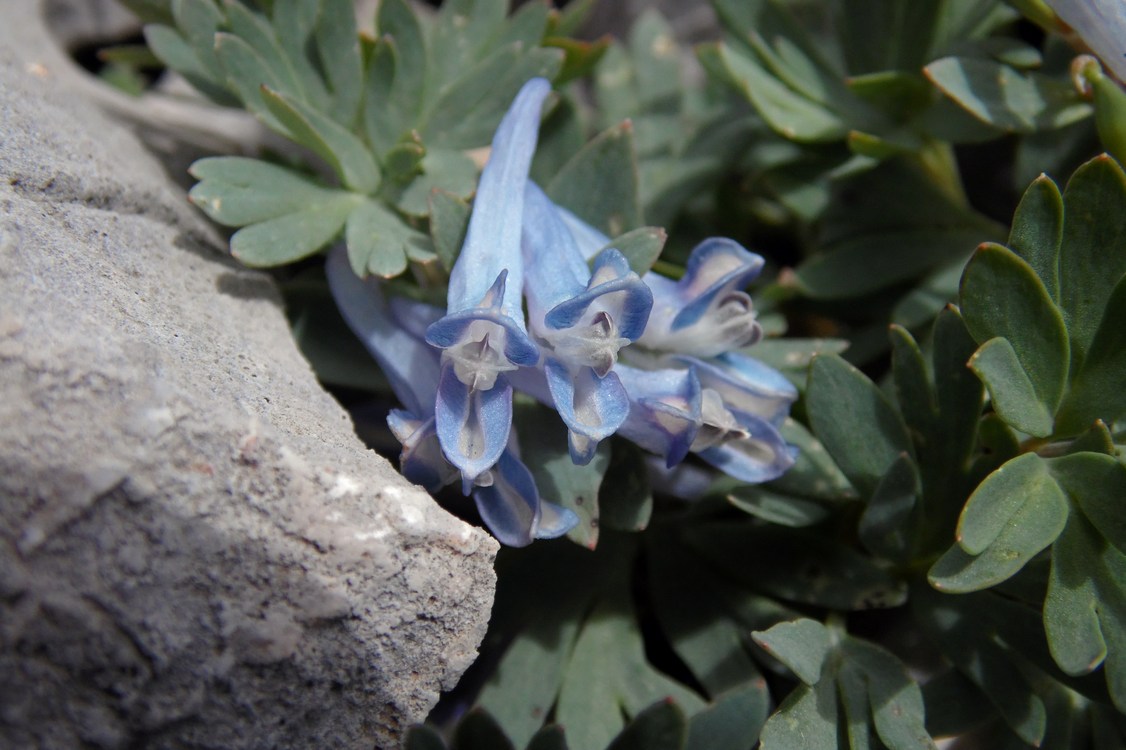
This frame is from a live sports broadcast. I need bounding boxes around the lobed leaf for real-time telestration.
[1057,155,1126,367]
[547,121,642,237]
[752,618,832,685]
[230,193,358,267]
[807,354,913,498]
[960,242,1070,421]
[1008,174,1063,302]
[260,85,380,193]
[967,337,1054,437]
[188,156,350,226]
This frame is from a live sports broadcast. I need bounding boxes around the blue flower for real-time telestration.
[548,204,797,483]
[424,78,550,489]
[519,181,653,463]
[326,244,577,546]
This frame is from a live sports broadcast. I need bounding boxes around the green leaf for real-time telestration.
[727,489,829,528]
[428,189,471,272]
[890,324,936,446]
[842,637,937,750]
[313,0,363,126]
[960,242,1070,417]
[628,9,680,111]
[428,0,508,89]
[1058,155,1126,368]
[222,2,307,105]
[924,57,1090,133]
[859,453,921,562]
[807,354,913,497]
[598,440,653,533]
[514,401,609,550]
[213,32,289,129]
[1008,174,1063,302]
[765,418,856,501]
[928,454,1068,592]
[556,591,703,750]
[757,680,838,750]
[606,701,687,750]
[1056,270,1126,434]
[230,193,358,267]
[525,726,568,750]
[752,618,831,685]
[912,584,1048,746]
[270,0,330,111]
[1045,513,1108,677]
[648,535,763,697]
[422,45,564,150]
[931,306,985,474]
[704,42,847,143]
[404,724,448,750]
[921,670,993,739]
[344,200,431,279]
[393,149,478,217]
[1050,452,1126,555]
[796,229,983,299]
[968,337,1054,437]
[597,227,667,277]
[143,23,235,103]
[685,523,907,610]
[547,121,642,237]
[172,0,225,83]
[188,156,350,226]
[684,683,769,750]
[742,339,850,389]
[477,612,580,750]
[260,86,380,193]
[956,454,1062,556]
[454,709,516,750]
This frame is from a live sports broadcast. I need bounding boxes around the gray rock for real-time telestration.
[0,2,498,748]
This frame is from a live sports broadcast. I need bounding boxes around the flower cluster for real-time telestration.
[328,78,797,546]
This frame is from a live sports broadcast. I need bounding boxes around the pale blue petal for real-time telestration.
[536,499,580,539]
[545,247,653,341]
[522,181,591,313]
[697,409,797,484]
[615,363,703,467]
[675,352,797,427]
[447,78,551,319]
[388,294,444,340]
[434,363,514,490]
[325,244,439,416]
[554,202,612,260]
[473,449,541,547]
[427,270,539,367]
[544,358,630,464]
[640,238,765,357]
[387,411,458,492]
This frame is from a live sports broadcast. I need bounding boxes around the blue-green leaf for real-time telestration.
[807,354,913,497]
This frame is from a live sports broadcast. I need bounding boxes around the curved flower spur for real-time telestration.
[517,182,653,464]
[325,246,577,546]
[424,79,549,490]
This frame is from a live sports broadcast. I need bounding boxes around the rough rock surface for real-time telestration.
[0,3,498,748]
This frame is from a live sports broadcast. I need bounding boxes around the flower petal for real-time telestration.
[543,358,630,464]
[696,409,797,484]
[640,238,765,357]
[675,352,797,427]
[1047,0,1126,81]
[434,363,514,490]
[387,411,458,492]
[615,363,703,467]
[447,77,551,319]
[473,449,540,547]
[325,244,439,417]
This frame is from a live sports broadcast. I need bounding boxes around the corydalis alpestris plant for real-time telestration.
[329,77,798,546]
